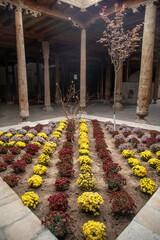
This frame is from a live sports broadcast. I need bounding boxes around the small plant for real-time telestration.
[119,143,133,152]
[0,146,8,154]
[123,131,132,137]
[63,141,73,150]
[3,153,15,164]
[42,146,53,155]
[156,151,160,159]
[10,146,21,155]
[25,144,39,155]
[48,192,69,211]
[103,161,121,175]
[28,175,42,188]
[76,172,98,191]
[111,131,119,138]
[78,155,92,165]
[58,148,73,156]
[82,220,106,240]
[37,132,48,139]
[33,164,48,175]
[54,177,71,191]
[21,153,33,164]
[11,159,26,173]
[128,158,140,167]
[140,177,157,195]
[128,137,140,148]
[26,133,35,139]
[122,149,135,158]
[139,150,153,162]
[95,139,107,151]
[21,191,39,209]
[104,173,127,192]
[148,158,160,168]
[57,162,74,177]
[38,153,50,166]
[31,141,41,148]
[146,137,158,148]
[114,138,125,148]
[59,154,73,164]
[77,192,104,216]
[156,165,160,175]
[78,149,89,155]
[149,130,160,138]
[98,148,111,159]
[137,143,147,153]
[150,143,160,153]
[3,173,20,187]
[110,191,137,215]
[0,162,8,172]
[137,131,144,138]
[141,134,150,143]
[41,211,75,239]
[15,141,26,148]
[132,165,147,177]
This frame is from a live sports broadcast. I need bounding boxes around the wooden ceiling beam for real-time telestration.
[24,0,84,28]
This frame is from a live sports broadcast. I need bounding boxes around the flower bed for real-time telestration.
[0,120,159,240]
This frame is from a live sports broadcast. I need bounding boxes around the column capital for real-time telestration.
[0,0,40,17]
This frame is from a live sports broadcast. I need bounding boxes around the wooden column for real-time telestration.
[55,54,60,103]
[136,0,156,119]
[105,60,111,104]
[37,61,41,105]
[100,63,103,99]
[80,28,86,109]
[113,65,123,110]
[42,41,53,111]
[15,7,29,120]
[5,55,13,104]
[153,55,160,103]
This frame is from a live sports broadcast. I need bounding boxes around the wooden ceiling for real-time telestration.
[0,0,160,71]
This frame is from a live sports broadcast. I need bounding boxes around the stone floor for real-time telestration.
[0,101,160,240]
[0,99,159,128]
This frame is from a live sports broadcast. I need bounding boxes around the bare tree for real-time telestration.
[98,3,143,130]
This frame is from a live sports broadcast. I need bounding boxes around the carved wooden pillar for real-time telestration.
[153,55,160,104]
[15,7,29,120]
[55,54,60,103]
[113,65,123,110]
[80,28,86,109]
[42,41,53,111]
[105,60,111,104]
[4,55,13,104]
[136,1,156,120]
[37,61,41,105]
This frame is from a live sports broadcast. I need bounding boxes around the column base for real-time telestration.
[112,102,123,111]
[43,106,53,112]
[153,100,157,104]
[135,118,149,124]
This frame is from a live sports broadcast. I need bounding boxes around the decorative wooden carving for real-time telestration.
[0,0,41,17]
